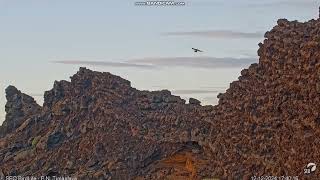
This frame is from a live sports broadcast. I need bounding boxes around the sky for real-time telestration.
[0,0,318,124]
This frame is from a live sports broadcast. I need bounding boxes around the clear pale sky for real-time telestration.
[0,0,318,124]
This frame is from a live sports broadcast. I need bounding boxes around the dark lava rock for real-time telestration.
[47,131,64,150]
[189,97,201,105]
[0,86,41,138]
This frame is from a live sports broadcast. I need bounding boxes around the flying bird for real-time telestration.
[192,48,203,53]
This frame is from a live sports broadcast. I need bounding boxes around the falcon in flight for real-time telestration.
[192,48,203,53]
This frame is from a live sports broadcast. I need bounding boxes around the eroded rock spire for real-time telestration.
[0,86,41,137]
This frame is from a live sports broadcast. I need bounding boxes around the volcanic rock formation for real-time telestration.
[0,86,41,138]
[1,17,320,179]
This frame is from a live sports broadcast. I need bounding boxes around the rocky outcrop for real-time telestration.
[200,18,320,179]
[189,98,201,105]
[0,67,213,179]
[0,86,41,138]
[1,16,320,179]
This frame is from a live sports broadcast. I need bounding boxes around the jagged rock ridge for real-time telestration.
[0,86,41,138]
[0,17,320,179]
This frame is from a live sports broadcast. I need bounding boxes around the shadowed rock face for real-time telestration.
[1,17,320,179]
[0,86,41,138]
[0,68,212,179]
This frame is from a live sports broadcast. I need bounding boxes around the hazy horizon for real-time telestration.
[0,0,318,124]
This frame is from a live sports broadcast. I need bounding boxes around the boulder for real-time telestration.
[189,98,201,105]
